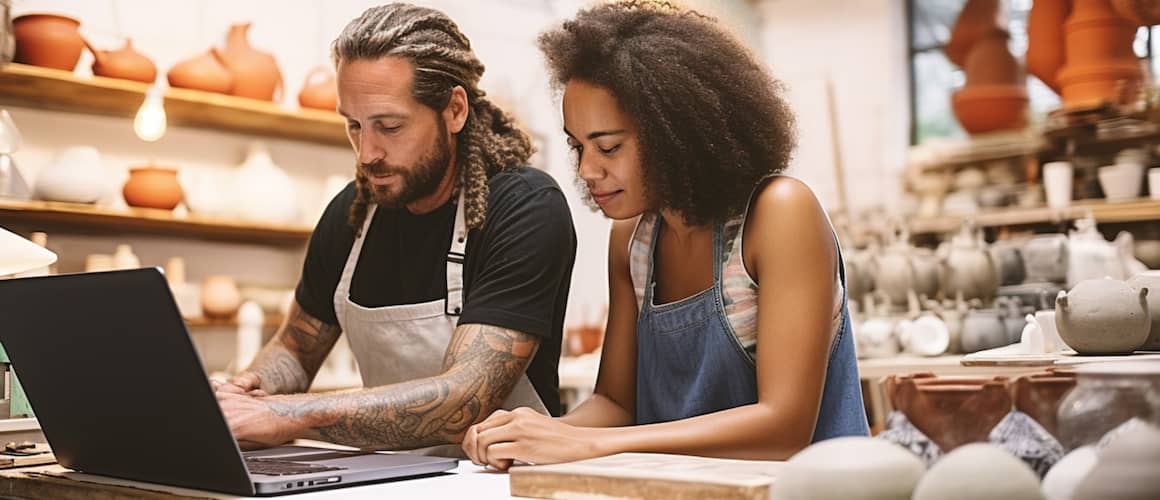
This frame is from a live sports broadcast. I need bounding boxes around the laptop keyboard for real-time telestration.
[244,457,348,476]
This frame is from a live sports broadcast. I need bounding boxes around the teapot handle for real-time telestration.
[1056,290,1069,312]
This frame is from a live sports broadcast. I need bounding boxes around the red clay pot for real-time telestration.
[945,0,1003,68]
[12,13,84,71]
[218,22,282,101]
[952,84,1029,134]
[122,166,184,210]
[1027,0,1072,93]
[88,38,157,84]
[168,48,234,94]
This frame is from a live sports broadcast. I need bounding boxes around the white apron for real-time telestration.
[332,192,547,458]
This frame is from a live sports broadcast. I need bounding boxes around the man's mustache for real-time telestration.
[359,159,404,177]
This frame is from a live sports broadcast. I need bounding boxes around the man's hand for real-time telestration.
[216,392,301,450]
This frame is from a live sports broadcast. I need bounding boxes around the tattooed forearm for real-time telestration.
[267,323,539,450]
[242,302,342,394]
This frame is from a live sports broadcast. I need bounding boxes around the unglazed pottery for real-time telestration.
[774,437,926,500]
[12,13,83,70]
[1056,278,1150,355]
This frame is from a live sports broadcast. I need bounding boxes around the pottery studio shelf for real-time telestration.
[0,198,313,246]
[0,63,347,147]
[908,198,1160,235]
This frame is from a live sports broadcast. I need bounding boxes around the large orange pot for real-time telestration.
[1027,0,1072,93]
[1111,0,1160,25]
[952,84,1029,134]
[123,166,184,210]
[944,0,1002,68]
[1057,60,1143,106]
[87,38,157,84]
[12,13,83,71]
[962,29,1023,85]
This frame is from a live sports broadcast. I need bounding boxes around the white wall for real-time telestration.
[5,0,901,333]
[757,0,910,214]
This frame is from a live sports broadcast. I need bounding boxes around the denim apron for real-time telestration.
[634,217,869,442]
[334,192,547,457]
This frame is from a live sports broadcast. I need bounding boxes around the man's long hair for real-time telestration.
[332,3,533,231]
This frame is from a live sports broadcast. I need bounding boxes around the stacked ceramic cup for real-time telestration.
[1098,148,1146,201]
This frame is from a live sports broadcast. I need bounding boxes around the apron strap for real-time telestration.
[445,190,468,316]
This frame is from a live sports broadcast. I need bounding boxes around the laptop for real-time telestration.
[0,268,458,496]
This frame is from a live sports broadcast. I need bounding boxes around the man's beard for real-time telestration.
[358,130,452,208]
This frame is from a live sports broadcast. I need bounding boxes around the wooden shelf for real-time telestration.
[185,313,284,329]
[909,198,1160,235]
[0,198,312,246]
[0,63,348,147]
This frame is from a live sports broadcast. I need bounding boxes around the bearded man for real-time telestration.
[213,3,576,458]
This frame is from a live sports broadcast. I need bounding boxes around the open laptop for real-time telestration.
[0,268,457,496]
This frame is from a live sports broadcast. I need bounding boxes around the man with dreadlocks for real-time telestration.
[212,4,576,458]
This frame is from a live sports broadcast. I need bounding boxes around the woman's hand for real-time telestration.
[462,407,609,470]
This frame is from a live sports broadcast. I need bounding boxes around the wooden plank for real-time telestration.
[909,198,1160,235]
[0,63,348,147]
[0,198,312,246]
[509,453,782,500]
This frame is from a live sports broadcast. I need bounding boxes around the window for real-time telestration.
[908,0,1154,144]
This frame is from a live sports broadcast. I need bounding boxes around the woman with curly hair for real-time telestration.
[462,0,868,467]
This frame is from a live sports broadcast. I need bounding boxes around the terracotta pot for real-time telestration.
[907,381,1012,452]
[201,275,241,320]
[122,166,183,210]
[298,66,337,111]
[945,0,1002,68]
[963,29,1023,85]
[1012,372,1076,439]
[87,38,157,84]
[1057,61,1144,107]
[951,84,1028,134]
[1059,0,1143,107]
[168,48,233,94]
[12,13,84,71]
[1056,278,1151,354]
[1111,0,1160,25]
[1027,0,1071,93]
[218,22,282,101]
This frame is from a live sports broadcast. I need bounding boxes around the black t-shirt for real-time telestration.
[295,166,575,416]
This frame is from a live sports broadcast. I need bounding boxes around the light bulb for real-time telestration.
[134,86,168,142]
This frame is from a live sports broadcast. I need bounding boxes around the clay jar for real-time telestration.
[298,66,337,111]
[1128,271,1160,350]
[944,0,1002,67]
[12,13,84,71]
[218,22,282,101]
[1056,278,1151,354]
[168,48,233,94]
[1012,372,1077,439]
[1027,0,1071,93]
[201,275,241,320]
[1058,0,1143,107]
[87,38,157,84]
[122,166,183,210]
[1112,0,1160,24]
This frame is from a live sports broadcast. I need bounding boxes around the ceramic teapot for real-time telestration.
[872,219,917,307]
[1066,216,1134,286]
[86,38,157,83]
[989,238,1026,286]
[168,48,233,94]
[961,307,1009,353]
[911,247,942,300]
[1022,233,1068,284]
[927,292,970,354]
[939,220,999,302]
[855,294,900,359]
[1056,278,1151,355]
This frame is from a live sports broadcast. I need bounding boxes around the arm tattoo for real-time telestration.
[245,303,341,394]
[267,324,539,450]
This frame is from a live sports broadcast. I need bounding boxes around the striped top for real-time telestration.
[629,209,844,359]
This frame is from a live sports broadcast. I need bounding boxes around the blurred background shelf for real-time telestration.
[185,314,284,329]
[0,198,313,246]
[908,198,1160,235]
[0,63,347,147]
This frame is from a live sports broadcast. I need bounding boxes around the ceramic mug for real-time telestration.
[1149,167,1160,201]
[1043,161,1073,210]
